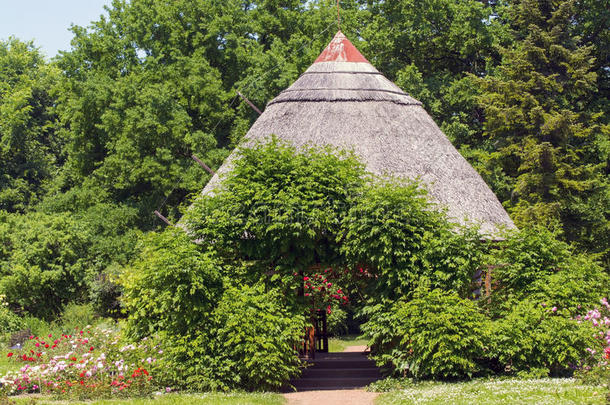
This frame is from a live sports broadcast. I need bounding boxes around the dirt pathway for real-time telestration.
[283,345,379,405]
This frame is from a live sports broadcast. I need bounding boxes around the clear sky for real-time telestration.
[0,0,113,58]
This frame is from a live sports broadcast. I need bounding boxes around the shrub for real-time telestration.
[341,180,486,301]
[362,286,490,379]
[120,228,223,338]
[185,137,365,284]
[58,303,97,332]
[327,307,348,336]
[0,295,22,335]
[89,264,123,318]
[575,298,610,386]
[210,285,306,391]
[489,299,598,376]
[159,285,306,392]
[484,226,609,317]
[0,212,94,319]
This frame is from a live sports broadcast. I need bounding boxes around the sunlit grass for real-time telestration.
[328,334,368,352]
[375,378,609,405]
[10,393,285,405]
[0,348,21,376]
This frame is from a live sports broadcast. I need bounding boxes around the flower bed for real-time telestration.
[0,325,166,399]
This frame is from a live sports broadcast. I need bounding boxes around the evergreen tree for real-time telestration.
[475,0,609,260]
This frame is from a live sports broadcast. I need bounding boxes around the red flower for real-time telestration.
[605,347,610,359]
[44,344,49,348]
[303,276,309,281]
[7,352,13,357]
[89,346,94,351]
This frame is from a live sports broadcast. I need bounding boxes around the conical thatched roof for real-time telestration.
[203,31,515,236]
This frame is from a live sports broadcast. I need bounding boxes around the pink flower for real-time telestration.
[551,307,557,312]
[303,276,309,281]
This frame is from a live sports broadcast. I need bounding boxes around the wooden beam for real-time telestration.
[154,210,173,226]
[236,90,263,115]
[191,154,215,175]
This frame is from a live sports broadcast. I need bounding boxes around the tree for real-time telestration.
[0,38,62,212]
[474,0,609,261]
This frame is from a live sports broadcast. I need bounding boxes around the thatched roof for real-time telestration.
[203,31,516,237]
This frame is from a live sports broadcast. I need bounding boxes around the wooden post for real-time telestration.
[236,91,263,115]
[191,154,215,175]
[485,267,492,297]
[154,210,173,226]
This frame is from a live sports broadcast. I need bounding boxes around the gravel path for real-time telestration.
[283,389,379,405]
[283,345,379,405]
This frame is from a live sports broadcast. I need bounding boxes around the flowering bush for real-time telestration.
[575,298,610,386]
[301,268,352,315]
[0,326,165,399]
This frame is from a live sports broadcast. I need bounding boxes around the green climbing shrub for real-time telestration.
[120,228,224,338]
[362,286,490,379]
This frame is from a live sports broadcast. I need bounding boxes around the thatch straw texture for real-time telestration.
[202,33,515,237]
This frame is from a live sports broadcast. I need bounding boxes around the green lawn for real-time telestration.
[9,393,285,405]
[328,334,368,352]
[375,378,609,405]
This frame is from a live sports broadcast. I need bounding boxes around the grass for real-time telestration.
[0,351,21,376]
[327,334,368,352]
[375,378,609,405]
[8,393,285,405]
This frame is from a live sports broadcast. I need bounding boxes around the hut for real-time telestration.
[203,31,515,237]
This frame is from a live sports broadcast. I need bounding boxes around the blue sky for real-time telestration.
[0,0,112,58]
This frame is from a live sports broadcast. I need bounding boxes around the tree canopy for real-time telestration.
[0,0,608,318]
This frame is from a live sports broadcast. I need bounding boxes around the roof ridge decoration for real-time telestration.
[314,31,369,63]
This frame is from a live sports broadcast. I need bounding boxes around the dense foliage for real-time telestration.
[362,225,608,379]
[0,0,608,393]
[362,286,490,380]
[119,225,305,391]
[120,229,223,338]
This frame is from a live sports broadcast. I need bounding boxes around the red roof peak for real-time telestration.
[314,31,369,63]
